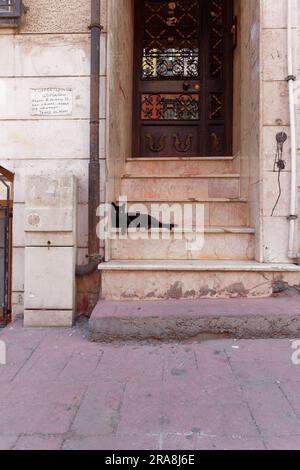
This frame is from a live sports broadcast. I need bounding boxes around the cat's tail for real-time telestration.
[159,223,178,231]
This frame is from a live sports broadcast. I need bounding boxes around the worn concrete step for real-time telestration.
[125,158,235,177]
[111,228,255,261]
[125,199,249,227]
[89,297,300,342]
[99,260,300,301]
[121,176,240,201]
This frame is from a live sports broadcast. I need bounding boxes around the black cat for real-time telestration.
[111,203,176,231]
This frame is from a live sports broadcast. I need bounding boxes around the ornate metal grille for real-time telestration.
[0,0,22,17]
[142,0,200,80]
[141,93,200,120]
[209,92,223,120]
[209,0,224,79]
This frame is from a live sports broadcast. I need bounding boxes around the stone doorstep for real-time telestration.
[89,297,300,342]
[98,260,300,272]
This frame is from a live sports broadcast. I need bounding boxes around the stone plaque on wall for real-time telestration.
[30,88,73,116]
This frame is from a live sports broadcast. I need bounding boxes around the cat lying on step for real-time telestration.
[111,203,176,232]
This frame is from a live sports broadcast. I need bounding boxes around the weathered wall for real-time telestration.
[0,0,107,317]
[261,0,299,263]
[240,0,262,261]
[239,0,300,265]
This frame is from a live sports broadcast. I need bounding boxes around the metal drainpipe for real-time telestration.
[287,0,299,261]
[76,0,103,276]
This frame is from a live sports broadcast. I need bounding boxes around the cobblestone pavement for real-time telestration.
[0,319,300,450]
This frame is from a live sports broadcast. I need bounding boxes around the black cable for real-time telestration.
[271,167,282,217]
[271,131,287,217]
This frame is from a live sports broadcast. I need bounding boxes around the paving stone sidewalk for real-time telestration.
[0,319,300,450]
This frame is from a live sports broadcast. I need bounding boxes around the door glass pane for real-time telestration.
[142,0,200,80]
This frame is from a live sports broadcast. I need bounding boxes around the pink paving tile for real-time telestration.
[163,377,244,407]
[55,350,102,384]
[0,400,77,435]
[2,319,300,450]
[98,345,164,383]
[243,382,300,437]
[230,359,300,384]
[71,380,125,436]
[0,435,19,450]
[14,434,64,450]
[212,437,266,450]
[0,335,46,385]
[279,381,300,417]
[161,402,259,437]
[225,339,296,363]
[163,347,198,382]
[194,349,237,386]
[264,437,300,450]
[9,348,75,391]
[63,434,160,450]
[161,433,214,450]
[117,381,163,435]
[8,375,87,404]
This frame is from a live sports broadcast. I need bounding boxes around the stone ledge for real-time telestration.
[98,260,300,272]
[89,298,300,342]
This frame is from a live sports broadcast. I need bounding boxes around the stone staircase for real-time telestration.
[97,157,300,301]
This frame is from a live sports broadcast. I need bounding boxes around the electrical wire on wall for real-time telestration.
[271,131,287,217]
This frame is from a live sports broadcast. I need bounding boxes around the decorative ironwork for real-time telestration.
[146,134,167,152]
[141,94,200,120]
[173,133,193,152]
[142,1,200,79]
[135,0,233,157]
[208,0,224,79]
[210,130,223,154]
[209,93,223,120]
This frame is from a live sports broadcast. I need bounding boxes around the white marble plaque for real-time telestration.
[30,88,73,116]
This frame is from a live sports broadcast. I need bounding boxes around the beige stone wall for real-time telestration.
[240,0,262,261]
[238,0,300,264]
[261,0,299,263]
[0,0,107,316]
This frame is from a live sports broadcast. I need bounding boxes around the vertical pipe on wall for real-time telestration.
[76,0,102,276]
[287,0,299,260]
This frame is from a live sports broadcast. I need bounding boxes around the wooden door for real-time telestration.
[133,0,234,158]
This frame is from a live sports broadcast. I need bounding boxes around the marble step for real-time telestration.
[124,199,249,227]
[121,175,240,201]
[125,157,235,177]
[111,227,255,261]
[99,260,300,301]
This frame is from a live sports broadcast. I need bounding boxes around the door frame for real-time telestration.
[132,0,234,158]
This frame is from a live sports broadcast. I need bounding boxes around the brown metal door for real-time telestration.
[133,0,233,158]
